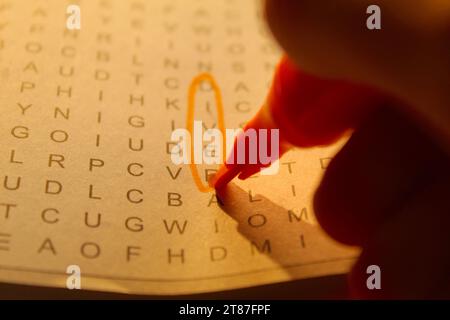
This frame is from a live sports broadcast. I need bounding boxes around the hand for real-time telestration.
[264,0,450,298]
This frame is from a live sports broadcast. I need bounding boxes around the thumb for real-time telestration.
[264,0,450,152]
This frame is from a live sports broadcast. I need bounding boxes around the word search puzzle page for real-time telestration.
[0,0,357,295]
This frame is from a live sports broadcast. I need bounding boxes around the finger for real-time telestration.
[268,56,385,148]
[264,0,450,152]
[313,107,448,246]
[349,176,450,299]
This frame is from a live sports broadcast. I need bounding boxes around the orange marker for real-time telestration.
[210,55,389,189]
